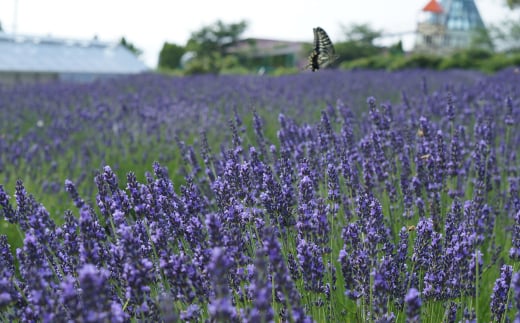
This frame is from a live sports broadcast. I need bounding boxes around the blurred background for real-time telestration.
[0,0,519,81]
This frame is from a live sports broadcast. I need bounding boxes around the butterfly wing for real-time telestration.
[305,27,337,71]
[313,27,320,52]
[315,27,338,68]
[305,50,319,71]
[304,28,321,71]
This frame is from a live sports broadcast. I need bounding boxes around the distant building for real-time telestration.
[415,0,491,54]
[225,38,309,72]
[0,32,148,84]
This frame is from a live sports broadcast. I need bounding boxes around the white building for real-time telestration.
[0,33,148,83]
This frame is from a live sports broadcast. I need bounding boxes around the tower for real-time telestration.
[415,0,446,53]
[414,0,491,54]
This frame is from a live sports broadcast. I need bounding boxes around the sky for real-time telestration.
[0,0,517,68]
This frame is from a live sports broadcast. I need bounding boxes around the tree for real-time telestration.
[507,0,520,9]
[334,23,384,63]
[158,42,186,69]
[340,23,382,46]
[487,19,520,52]
[119,37,143,57]
[184,20,248,73]
[186,20,248,57]
[388,40,405,55]
[0,20,3,32]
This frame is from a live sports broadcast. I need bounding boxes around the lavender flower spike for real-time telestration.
[405,288,421,323]
[490,265,513,322]
[207,247,239,323]
[513,272,520,323]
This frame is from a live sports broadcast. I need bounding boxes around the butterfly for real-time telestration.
[305,27,338,72]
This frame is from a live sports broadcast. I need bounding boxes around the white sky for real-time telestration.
[0,0,516,68]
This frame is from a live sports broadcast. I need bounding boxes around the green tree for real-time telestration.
[388,40,405,55]
[158,42,186,69]
[186,20,248,56]
[334,41,382,62]
[507,0,520,8]
[340,23,382,46]
[334,23,384,63]
[0,20,3,32]
[185,19,248,73]
[119,37,143,57]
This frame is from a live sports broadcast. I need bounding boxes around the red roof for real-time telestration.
[422,0,443,13]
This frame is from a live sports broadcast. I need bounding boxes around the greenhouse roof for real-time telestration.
[440,0,486,31]
[0,33,148,74]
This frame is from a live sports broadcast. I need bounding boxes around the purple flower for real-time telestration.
[228,118,243,156]
[253,109,269,160]
[296,158,330,247]
[0,235,15,279]
[64,179,85,209]
[261,167,291,227]
[296,237,325,292]
[246,248,274,323]
[160,251,206,303]
[207,247,238,323]
[126,171,148,217]
[339,222,369,300]
[411,218,434,270]
[61,264,128,322]
[490,265,513,322]
[367,96,382,130]
[262,227,311,322]
[278,151,296,224]
[0,235,20,313]
[511,210,520,261]
[206,212,224,247]
[3,67,520,321]
[180,177,208,249]
[287,252,302,282]
[0,185,15,223]
[512,271,520,323]
[13,179,40,232]
[180,304,201,321]
[327,163,340,213]
[444,198,463,247]
[447,128,462,179]
[116,221,155,316]
[78,206,108,266]
[340,151,359,199]
[102,165,119,193]
[56,210,80,276]
[443,223,479,298]
[421,76,428,95]
[94,172,112,223]
[28,204,57,246]
[463,308,476,322]
[17,230,58,321]
[504,96,514,126]
[446,92,455,122]
[372,260,394,321]
[318,110,336,157]
[444,302,458,323]
[422,231,445,301]
[14,179,29,218]
[405,288,421,323]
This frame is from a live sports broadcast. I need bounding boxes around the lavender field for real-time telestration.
[0,68,519,322]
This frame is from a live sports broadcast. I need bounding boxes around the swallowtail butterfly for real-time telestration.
[305,27,338,72]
